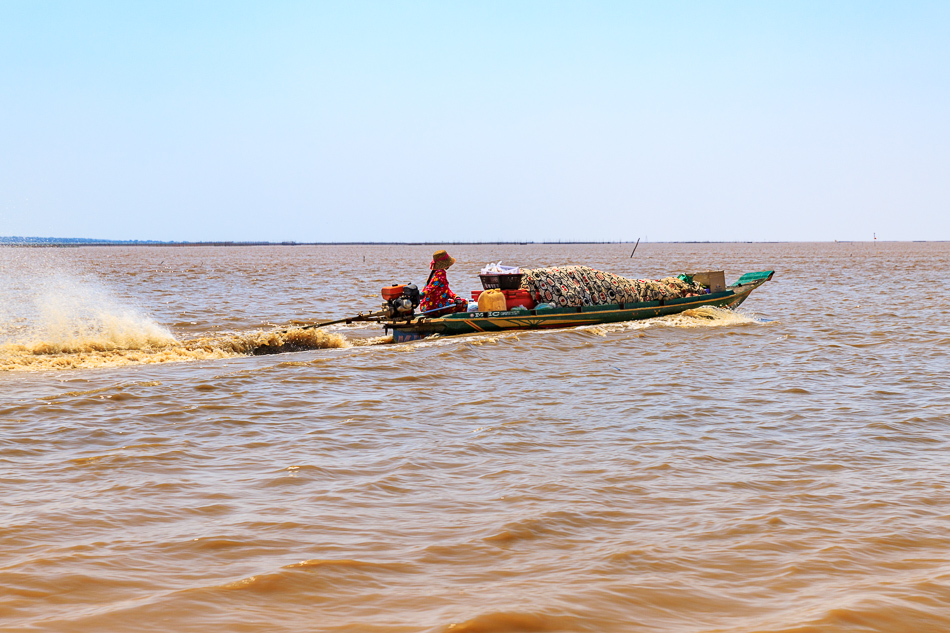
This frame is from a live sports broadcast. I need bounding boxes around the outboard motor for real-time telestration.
[381,284,421,320]
[403,284,420,308]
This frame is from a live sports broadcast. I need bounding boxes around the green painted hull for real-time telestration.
[386,271,774,342]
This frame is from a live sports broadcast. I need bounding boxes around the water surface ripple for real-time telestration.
[2,243,949,632]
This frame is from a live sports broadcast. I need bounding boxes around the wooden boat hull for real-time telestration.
[386,271,774,343]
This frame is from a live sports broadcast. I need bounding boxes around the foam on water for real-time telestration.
[0,271,348,372]
[562,305,763,338]
[2,273,177,352]
[657,305,762,327]
[1,327,350,372]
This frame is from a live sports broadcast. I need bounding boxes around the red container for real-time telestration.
[470,289,535,310]
[381,285,406,300]
[503,289,535,310]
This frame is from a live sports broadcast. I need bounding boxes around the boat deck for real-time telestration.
[385,271,774,342]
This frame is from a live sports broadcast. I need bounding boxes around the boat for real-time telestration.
[383,270,774,343]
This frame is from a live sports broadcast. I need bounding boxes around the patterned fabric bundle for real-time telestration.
[519,266,706,308]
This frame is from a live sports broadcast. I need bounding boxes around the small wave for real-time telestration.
[484,511,590,546]
[351,334,393,346]
[663,305,762,327]
[282,558,407,572]
[569,306,762,336]
[445,611,584,633]
[209,558,415,596]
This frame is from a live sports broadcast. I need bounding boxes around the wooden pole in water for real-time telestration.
[629,238,640,258]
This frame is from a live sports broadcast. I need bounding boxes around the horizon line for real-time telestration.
[0,237,937,247]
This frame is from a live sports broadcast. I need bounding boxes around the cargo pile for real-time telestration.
[518,266,708,308]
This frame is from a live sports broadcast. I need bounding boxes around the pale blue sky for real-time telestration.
[1,1,948,242]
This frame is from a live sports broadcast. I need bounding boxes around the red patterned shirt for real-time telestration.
[420,269,464,313]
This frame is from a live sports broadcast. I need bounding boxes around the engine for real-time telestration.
[380,284,420,320]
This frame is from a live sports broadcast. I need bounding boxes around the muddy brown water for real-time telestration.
[2,242,949,632]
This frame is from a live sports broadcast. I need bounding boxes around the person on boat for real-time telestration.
[420,250,466,315]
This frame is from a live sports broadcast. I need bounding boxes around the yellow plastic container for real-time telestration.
[477,289,507,312]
